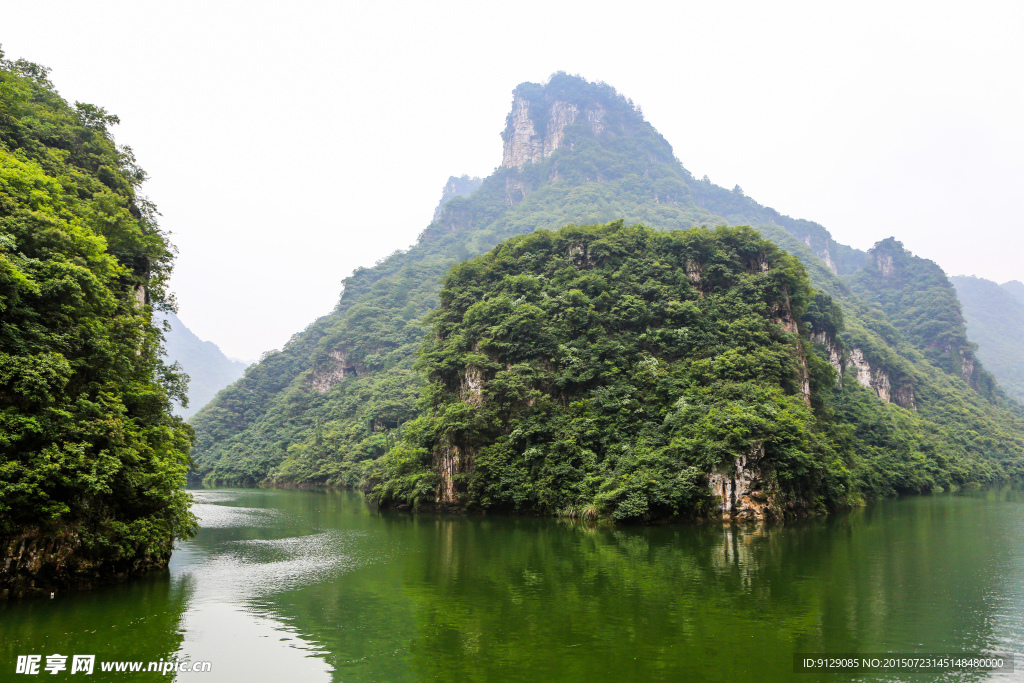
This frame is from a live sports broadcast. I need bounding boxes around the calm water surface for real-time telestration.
[2,487,1022,682]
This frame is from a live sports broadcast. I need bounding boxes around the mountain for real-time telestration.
[158,312,248,419]
[951,276,1024,403]
[1003,280,1024,306]
[190,73,1023,517]
[0,52,193,595]
[369,222,850,520]
[433,175,483,221]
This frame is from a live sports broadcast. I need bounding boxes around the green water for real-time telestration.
[2,488,1022,682]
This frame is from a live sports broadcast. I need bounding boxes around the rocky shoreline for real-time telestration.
[1,530,172,599]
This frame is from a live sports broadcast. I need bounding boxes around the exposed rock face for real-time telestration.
[307,349,356,394]
[708,444,780,521]
[504,177,529,206]
[460,366,485,406]
[501,95,605,168]
[958,348,974,384]
[846,348,915,409]
[810,331,844,377]
[568,241,598,269]
[502,96,542,168]
[849,347,893,402]
[435,440,472,505]
[433,175,483,221]
[771,291,811,405]
[892,385,916,409]
[684,258,703,290]
[874,250,895,277]
[802,235,838,275]
[1,530,171,598]
[810,332,916,408]
[132,284,146,307]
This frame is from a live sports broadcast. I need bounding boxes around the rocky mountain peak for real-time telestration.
[499,73,652,169]
[501,95,605,168]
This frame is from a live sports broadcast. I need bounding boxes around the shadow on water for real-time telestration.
[3,486,1022,682]
[0,571,193,681]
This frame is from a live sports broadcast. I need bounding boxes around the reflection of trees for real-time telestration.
[0,573,194,680]
[34,488,1006,683]
[390,494,1011,682]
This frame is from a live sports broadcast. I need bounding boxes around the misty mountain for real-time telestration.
[951,276,1024,403]
[159,312,248,419]
[189,74,1022,515]
[1003,280,1024,306]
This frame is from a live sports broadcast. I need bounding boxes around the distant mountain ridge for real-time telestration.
[159,312,247,419]
[951,276,1024,403]
[1003,280,1024,306]
[189,73,1023,515]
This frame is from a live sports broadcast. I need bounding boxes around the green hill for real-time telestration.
[190,73,1023,518]
[370,222,849,519]
[0,51,193,594]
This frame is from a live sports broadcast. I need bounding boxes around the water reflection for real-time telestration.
[2,487,1021,682]
[166,490,347,682]
[0,572,193,681]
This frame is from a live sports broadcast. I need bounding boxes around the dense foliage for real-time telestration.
[847,239,992,392]
[191,74,1023,516]
[370,223,851,519]
[368,223,1024,518]
[0,51,194,573]
[189,74,869,488]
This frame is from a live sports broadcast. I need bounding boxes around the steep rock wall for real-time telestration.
[432,175,483,221]
[846,348,916,409]
[435,440,473,506]
[771,290,811,405]
[501,96,605,168]
[1,530,170,598]
[810,330,844,376]
[307,349,356,393]
[707,444,781,521]
[802,235,838,275]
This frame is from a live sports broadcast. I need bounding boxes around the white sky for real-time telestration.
[4,1,1023,360]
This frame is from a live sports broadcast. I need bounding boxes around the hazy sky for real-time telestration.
[4,1,1023,360]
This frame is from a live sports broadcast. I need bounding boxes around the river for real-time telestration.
[2,487,1022,681]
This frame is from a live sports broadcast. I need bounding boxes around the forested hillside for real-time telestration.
[371,223,847,519]
[951,275,1024,403]
[367,222,1022,519]
[0,51,194,595]
[190,74,1023,517]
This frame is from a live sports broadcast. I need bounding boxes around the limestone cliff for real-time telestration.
[802,234,838,275]
[772,291,812,406]
[708,444,782,521]
[307,349,357,393]
[501,96,606,168]
[809,321,916,409]
[845,348,916,409]
[432,175,483,221]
